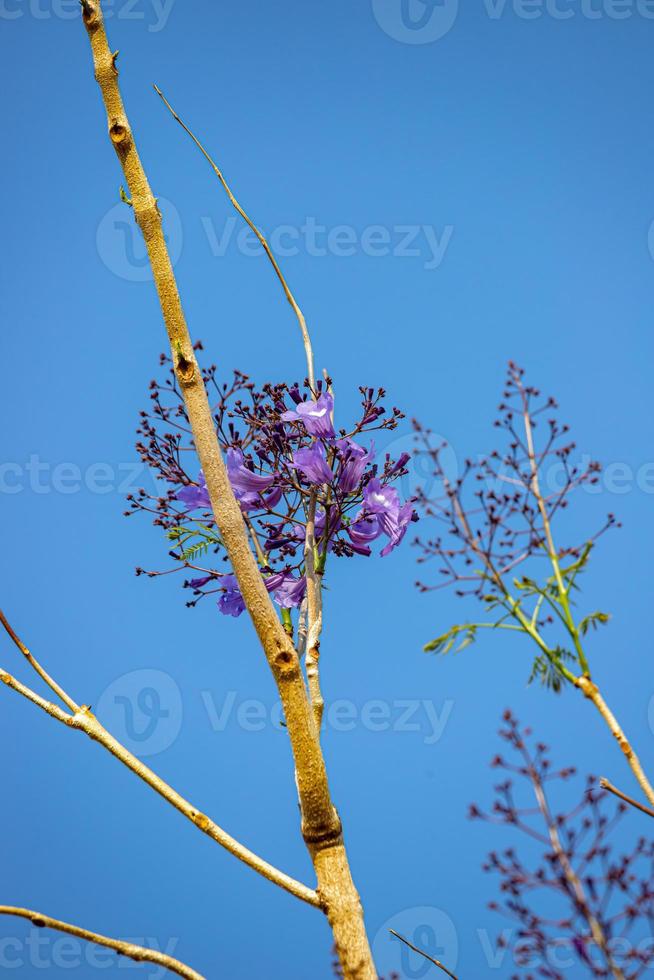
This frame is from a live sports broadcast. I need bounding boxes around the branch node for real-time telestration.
[109,120,130,152]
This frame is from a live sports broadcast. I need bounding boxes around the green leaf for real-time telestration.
[119,184,133,207]
[579,611,610,636]
[424,624,478,655]
[528,647,575,693]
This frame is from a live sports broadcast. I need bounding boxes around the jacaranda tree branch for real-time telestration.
[78,4,376,975]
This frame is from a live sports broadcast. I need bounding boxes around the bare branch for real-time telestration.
[153,84,315,390]
[389,930,459,980]
[0,612,319,907]
[0,609,78,712]
[600,777,654,819]
[0,907,204,980]
[577,677,654,808]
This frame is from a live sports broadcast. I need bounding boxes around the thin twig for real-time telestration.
[304,491,324,732]
[600,778,654,819]
[153,84,315,390]
[528,763,624,979]
[0,907,204,980]
[0,609,79,712]
[389,930,459,980]
[0,614,319,908]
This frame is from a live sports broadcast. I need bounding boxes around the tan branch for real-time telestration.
[389,930,458,980]
[0,907,204,980]
[153,85,315,390]
[576,676,654,808]
[0,619,318,907]
[599,778,654,818]
[304,492,324,732]
[0,609,79,712]
[79,6,375,975]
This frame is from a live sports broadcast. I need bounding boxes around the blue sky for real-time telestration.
[2,1,654,977]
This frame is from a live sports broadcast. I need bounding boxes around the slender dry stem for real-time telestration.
[388,930,458,980]
[599,778,654,819]
[153,84,315,390]
[0,614,318,906]
[0,907,204,980]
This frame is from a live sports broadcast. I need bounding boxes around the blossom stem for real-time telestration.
[153,85,316,391]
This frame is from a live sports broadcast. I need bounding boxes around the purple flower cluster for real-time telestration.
[128,355,416,619]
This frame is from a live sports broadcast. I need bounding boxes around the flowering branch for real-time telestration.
[415,362,654,807]
[0,907,204,980]
[0,610,319,907]
[77,3,415,974]
[152,83,330,732]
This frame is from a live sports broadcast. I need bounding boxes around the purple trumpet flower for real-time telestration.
[281,391,335,439]
[336,438,375,494]
[217,570,306,617]
[226,448,275,494]
[291,443,333,486]
[363,478,414,557]
[272,573,307,609]
[290,505,342,551]
[176,473,211,511]
[226,448,278,512]
[346,513,382,556]
[218,575,246,617]
[188,575,215,590]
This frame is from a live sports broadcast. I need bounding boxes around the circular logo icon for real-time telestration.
[96,669,183,757]
[648,220,654,264]
[96,197,183,282]
[373,906,459,979]
[372,0,459,44]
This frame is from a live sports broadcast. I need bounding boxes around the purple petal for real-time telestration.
[291,444,333,486]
